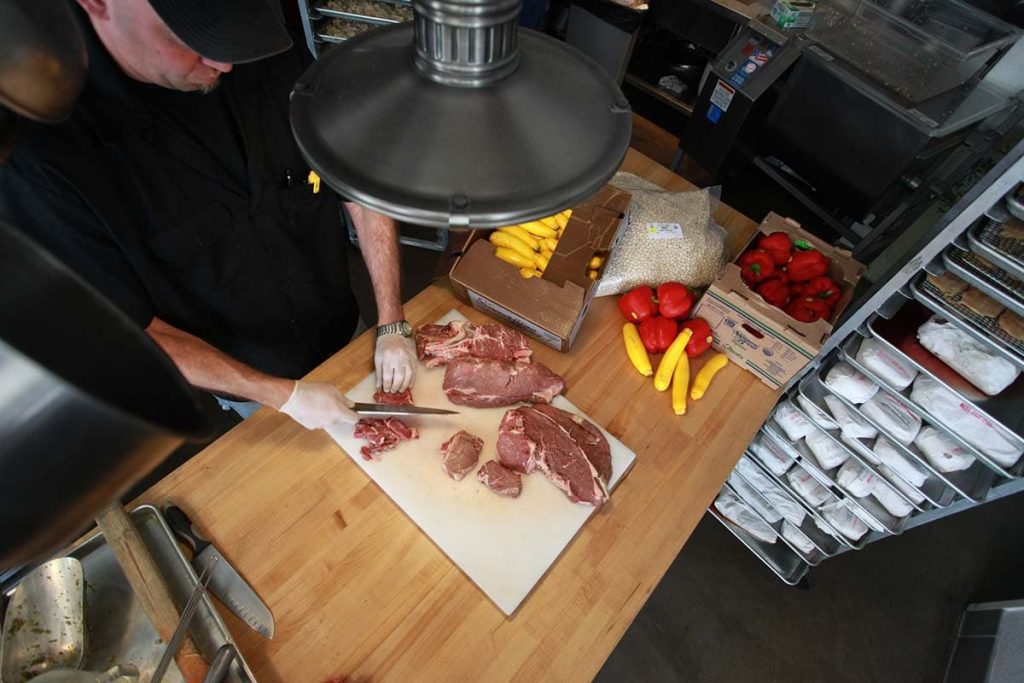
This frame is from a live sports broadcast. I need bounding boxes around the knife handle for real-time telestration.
[164,504,212,555]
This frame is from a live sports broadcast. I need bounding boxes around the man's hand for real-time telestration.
[375,334,416,393]
[280,381,360,430]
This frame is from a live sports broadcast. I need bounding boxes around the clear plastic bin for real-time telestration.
[808,0,1021,103]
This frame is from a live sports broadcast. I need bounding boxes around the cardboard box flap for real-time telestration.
[544,184,631,287]
[453,239,586,338]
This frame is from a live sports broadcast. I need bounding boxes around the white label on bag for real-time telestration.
[646,223,683,240]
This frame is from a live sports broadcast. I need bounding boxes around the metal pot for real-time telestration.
[0,221,209,569]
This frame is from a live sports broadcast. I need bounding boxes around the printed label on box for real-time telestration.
[468,290,562,349]
[645,223,683,240]
[710,80,735,111]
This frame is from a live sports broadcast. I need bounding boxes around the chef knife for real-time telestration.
[351,403,459,416]
[163,504,275,639]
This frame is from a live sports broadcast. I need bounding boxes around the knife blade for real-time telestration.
[351,402,459,416]
[163,504,275,639]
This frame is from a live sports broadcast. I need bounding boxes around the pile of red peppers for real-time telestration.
[618,282,713,357]
[737,231,842,324]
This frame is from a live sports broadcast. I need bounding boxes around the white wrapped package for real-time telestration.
[714,490,777,544]
[911,377,1023,467]
[878,464,926,505]
[872,478,914,518]
[728,473,783,523]
[913,425,974,473]
[782,521,816,556]
[917,317,1019,396]
[850,502,885,533]
[804,428,850,470]
[750,436,793,476]
[797,394,839,430]
[841,432,879,464]
[774,401,816,441]
[861,392,922,445]
[836,459,878,498]
[736,458,806,526]
[787,466,831,507]
[873,437,928,487]
[856,337,917,390]
[819,501,869,541]
[824,395,878,439]
[824,362,879,404]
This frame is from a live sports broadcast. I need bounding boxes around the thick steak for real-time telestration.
[477,460,523,498]
[373,388,414,406]
[353,417,418,461]
[442,358,565,408]
[496,405,611,506]
[416,320,532,367]
[439,430,484,481]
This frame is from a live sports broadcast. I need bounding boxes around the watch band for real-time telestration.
[376,320,412,338]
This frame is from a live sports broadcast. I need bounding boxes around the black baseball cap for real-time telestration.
[148,0,293,64]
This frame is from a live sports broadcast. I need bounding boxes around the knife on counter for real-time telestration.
[351,403,459,417]
[163,504,275,639]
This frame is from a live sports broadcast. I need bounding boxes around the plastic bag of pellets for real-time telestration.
[596,172,726,296]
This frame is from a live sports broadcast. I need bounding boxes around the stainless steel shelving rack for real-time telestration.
[711,138,1024,584]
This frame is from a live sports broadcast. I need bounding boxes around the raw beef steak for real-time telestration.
[373,388,414,406]
[477,460,523,498]
[496,405,611,506]
[416,320,532,367]
[353,418,418,461]
[439,430,483,481]
[442,358,565,408]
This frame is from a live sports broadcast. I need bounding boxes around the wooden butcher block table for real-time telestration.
[136,149,779,683]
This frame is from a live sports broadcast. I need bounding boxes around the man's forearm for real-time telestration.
[347,202,404,324]
[146,318,294,408]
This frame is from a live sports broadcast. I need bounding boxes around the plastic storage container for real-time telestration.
[808,0,1021,103]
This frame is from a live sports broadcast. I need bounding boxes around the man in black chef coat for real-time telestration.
[0,0,416,429]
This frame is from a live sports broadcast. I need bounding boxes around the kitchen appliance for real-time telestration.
[327,310,637,615]
[0,221,209,568]
[290,0,633,229]
[164,505,275,640]
[679,0,1023,253]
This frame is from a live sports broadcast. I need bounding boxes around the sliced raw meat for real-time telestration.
[496,405,611,506]
[439,430,484,481]
[353,417,418,461]
[442,358,564,408]
[416,320,532,367]
[477,460,522,498]
[373,388,414,406]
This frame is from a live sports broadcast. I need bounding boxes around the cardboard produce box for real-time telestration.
[447,185,632,351]
[692,212,865,389]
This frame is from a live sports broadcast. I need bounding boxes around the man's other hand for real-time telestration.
[374,334,416,393]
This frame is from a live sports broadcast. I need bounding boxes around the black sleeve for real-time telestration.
[0,168,155,327]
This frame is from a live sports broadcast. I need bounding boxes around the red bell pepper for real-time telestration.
[757,231,793,265]
[784,297,831,323]
[656,282,694,320]
[679,318,713,358]
[755,278,791,308]
[618,285,657,322]
[799,276,841,307]
[638,315,678,354]
[786,250,830,282]
[738,249,775,286]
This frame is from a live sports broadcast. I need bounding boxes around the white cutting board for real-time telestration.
[326,310,636,615]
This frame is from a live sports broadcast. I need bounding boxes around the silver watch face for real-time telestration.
[398,320,413,337]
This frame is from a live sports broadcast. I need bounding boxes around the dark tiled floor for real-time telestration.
[596,492,1024,683]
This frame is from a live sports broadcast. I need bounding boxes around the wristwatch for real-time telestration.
[376,320,413,338]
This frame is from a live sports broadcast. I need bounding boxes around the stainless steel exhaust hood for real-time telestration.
[290,0,632,228]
